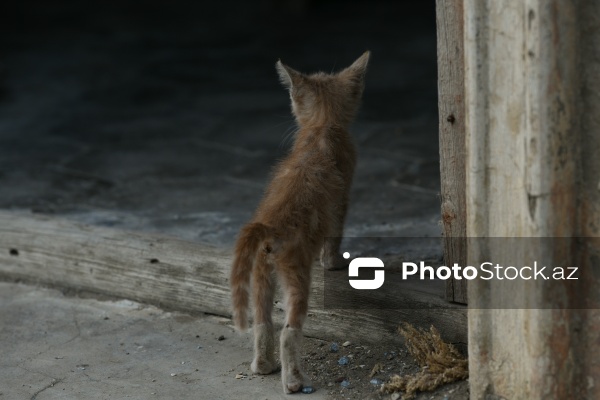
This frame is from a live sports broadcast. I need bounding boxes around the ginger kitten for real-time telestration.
[230,51,369,394]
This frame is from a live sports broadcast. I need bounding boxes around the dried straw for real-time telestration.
[381,323,468,399]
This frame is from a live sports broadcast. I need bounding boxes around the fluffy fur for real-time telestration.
[230,51,370,393]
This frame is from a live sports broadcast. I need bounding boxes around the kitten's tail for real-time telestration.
[230,222,274,331]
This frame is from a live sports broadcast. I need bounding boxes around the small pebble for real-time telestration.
[340,380,350,388]
[338,356,349,365]
[370,378,383,385]
[301,386,315,394]
[170,373,177,377]
[235,374,245,379]
[330,342,339,352]
[217,335,225,341]
[342,341,351,347]
[197,346,202,349]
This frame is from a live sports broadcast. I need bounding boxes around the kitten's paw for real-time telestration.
[251,358,279,375]
[282,369,309,394]
[323,253,348,271]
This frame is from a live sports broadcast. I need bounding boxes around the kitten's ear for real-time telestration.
[340,51,370,82]
[276,60,302,90]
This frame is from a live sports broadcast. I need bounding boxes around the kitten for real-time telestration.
[230,51,369,394]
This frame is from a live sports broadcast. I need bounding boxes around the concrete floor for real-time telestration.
[0,282,326,400]
[0,2,451,398]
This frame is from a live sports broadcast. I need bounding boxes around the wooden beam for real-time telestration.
[436,0,467,304]
[464,0,599,398]
[0,211,467,345]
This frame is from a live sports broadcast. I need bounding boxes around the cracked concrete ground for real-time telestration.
[1,282,327,400]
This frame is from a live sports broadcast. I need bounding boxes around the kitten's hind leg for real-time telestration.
[278,263,311,394]
[251,253,278,375]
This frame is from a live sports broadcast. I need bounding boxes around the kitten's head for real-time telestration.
[276,51,370,127]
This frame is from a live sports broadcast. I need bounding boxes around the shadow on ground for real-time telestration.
[0,0,441,247]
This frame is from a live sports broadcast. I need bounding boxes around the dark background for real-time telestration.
[0,0,441,248]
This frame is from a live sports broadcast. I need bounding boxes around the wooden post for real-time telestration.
[436,0,467,304]
[463,0,600,398]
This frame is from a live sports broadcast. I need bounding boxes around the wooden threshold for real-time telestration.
[0,210,467,345]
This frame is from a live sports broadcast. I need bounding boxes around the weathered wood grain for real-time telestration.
[436,0,468,304]
[463,0,600,397]
[0,211,466,345]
